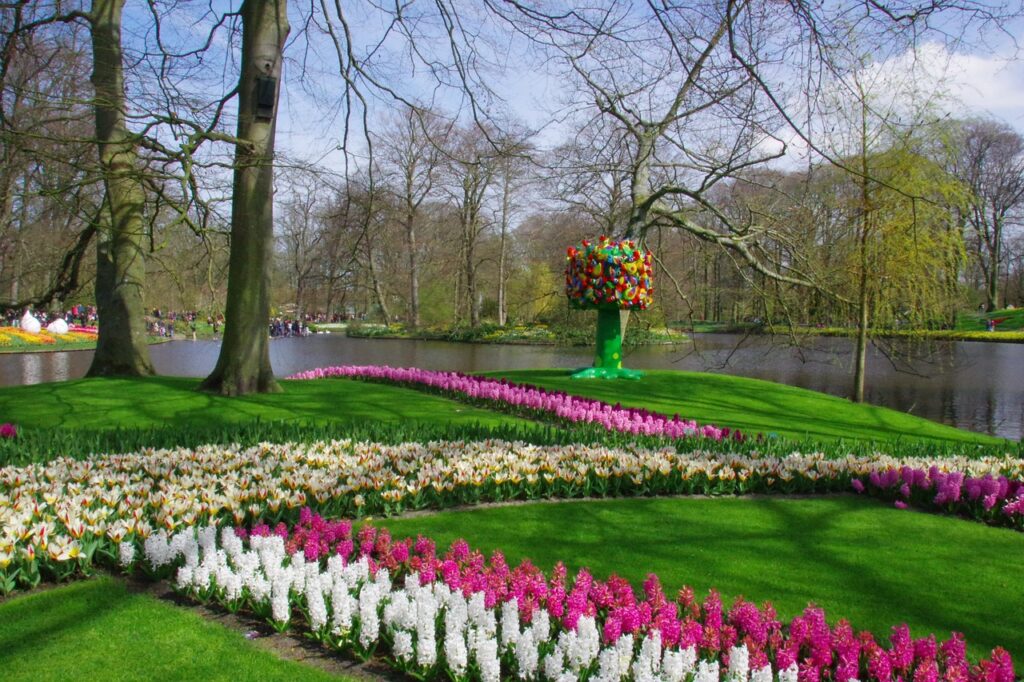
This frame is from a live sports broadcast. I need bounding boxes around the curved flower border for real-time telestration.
[286,365,748,442]
[129,510,1017,682]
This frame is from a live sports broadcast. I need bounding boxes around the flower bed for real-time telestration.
[127,509,1016,682]
[0,326,97,348]
[2,439,1023,594]
[287,365,747,442]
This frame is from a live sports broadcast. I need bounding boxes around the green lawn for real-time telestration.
[0,369,1000,446]
[379,496,1024,663]
[485,369,1003,444]
[0,577,348,681]
[0,375,525,431]
[956,307,1024,331]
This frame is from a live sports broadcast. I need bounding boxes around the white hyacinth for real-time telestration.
[514,627,539,679]
[541,647,565,681]
[143,531,172,568]
[392,630,414,663]
[750,664,774,682]
[358,581,383,649]
[499,600,520,652]
[593,646,623,682]
[727,644,750,682]
[331,580,355,635]
[631,631,663,682]
[175,565,194,589]
[118,540,135,567]
[778,663,799,682]
[475,632,501,682]
[614,634,635,675]
[694,659,721,682]
[414,587,438,668]
[306,578,329,631]
[271,575,291,625]
[444,627,468,676]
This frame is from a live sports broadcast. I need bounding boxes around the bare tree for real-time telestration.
[947,118,1024,312]
[376,106,448,328]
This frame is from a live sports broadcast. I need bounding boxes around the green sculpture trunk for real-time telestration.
[571,308,644,379]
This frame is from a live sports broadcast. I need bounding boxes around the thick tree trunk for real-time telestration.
[200,0,288,395]
[86,0,155,378]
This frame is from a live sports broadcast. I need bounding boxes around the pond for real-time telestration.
[2,333,1021,440]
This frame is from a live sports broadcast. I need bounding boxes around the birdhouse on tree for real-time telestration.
[565,236,653,379]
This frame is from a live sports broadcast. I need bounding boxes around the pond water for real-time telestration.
[2,333,1022,440]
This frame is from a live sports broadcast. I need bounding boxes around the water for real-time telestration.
[2,333,1021,439]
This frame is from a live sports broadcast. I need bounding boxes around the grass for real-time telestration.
[0,370,1000,447]
[956,307,1024,332]
[378,496,1024,663]
[0,577,347,681]
[0,375,526,431]
[484,369,1004,445]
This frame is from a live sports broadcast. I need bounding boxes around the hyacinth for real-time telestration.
[127,509,1016,682]
[288,364,745,442]
[852,464,1024,525]
[565,236,654,310]
[2,436,1023,598]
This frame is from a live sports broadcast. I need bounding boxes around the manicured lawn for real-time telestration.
[0,577,347,681]
[956,307,1024,331]
[0,370,999,445]
[485,369,1003,444]
[379,495,1024,662]
[0,376,525,431]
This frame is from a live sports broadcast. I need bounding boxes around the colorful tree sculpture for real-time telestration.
[565,236,653,379]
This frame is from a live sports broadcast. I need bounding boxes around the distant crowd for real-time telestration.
[4,305,97,328]
[5,306,361,339]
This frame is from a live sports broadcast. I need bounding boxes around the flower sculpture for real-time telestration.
[565,236,653,379]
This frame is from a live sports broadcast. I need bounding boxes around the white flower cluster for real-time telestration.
[140,521,780,682]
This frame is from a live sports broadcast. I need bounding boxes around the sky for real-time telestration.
[121,1,1024,181]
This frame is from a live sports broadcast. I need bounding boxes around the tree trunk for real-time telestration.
[497,168,512,327]
[852,105,870,403]
[405,213,420,328]
[367,247,391,322]
[201,0,288,395]
[987,212,1002,312]
[86,0,155,378]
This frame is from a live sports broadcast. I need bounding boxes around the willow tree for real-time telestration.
[200,0,288,395]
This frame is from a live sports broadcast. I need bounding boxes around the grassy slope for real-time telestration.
[0,577,345,681]
[956,307,1024,331]
[485,369,1002,444]
[0,376,524,431]
[380,496,1024,663]
[0,370,999,445]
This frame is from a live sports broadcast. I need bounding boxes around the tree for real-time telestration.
[377,106,447,328]
[86,0,155,377]
[0,0,157,374]
[947,119,1024,312]
[200,0,288,395]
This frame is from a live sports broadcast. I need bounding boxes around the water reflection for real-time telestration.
[0,334,1020,439]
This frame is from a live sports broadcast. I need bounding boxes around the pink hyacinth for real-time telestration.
[287,364,747,443]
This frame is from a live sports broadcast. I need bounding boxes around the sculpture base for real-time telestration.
[570,366,644,380]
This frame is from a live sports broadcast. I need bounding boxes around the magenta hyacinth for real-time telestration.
[288,364,746,442]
